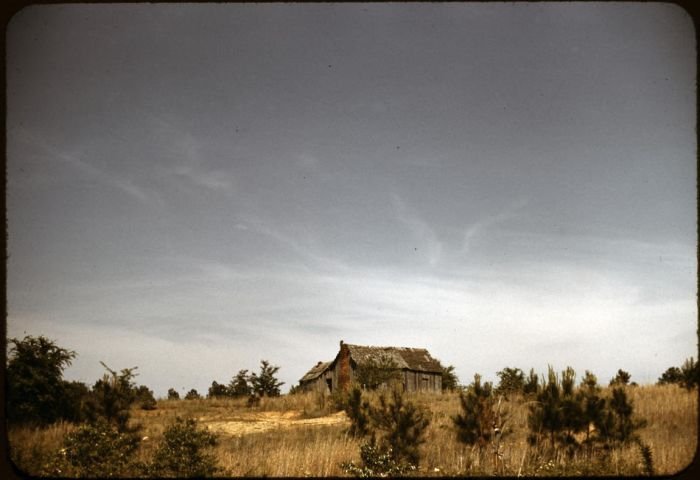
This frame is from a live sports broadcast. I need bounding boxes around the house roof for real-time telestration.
[344,344,443,373]
[299,361,332,383]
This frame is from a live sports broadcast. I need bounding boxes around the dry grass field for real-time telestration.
[8,383,697,477]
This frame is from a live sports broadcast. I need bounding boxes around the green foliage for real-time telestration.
[229,369,252,397]
[523,368,540,396]
[345,386,372,436]
[635,438,655,476]
[598,386,646,445]
[441,365,459,391]
[147,417,219,477]
[341,437,416,477]
[207,381,230,398]
[135,385,157,410]
[185,389,201,400]
[249,360,284,397]
[609,369,632,386]
[43,421,141,477]
[370,389,430,465]
[496,367,525,397]
[84,362,139,432]
[354,354,402,390]
[658,366,683,385]
[680,357,699,389]
[453,374,496,448]
[6,335,77,425]
[167,388,181,400]
[60,381,91,423]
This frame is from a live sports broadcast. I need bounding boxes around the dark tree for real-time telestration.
[345,386,372,437]
[167,388,180,400]
[207,381,230,398]
[657,366,683,385]
[185,389,201,400]
[495,367,525,396]
[6,335,77,425]
[441,365,459,391]
[135,385,157,410]
[249,360,284,397]
[680,357,699,389]
[523,368,540,396]
[84,363,139,432]
[609,369,632,386]
[228,369,252,397]
[453,374,496,450]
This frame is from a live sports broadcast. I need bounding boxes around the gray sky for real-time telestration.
[7,3,696,397]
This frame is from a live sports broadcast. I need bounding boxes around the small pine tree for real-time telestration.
[249,360,284,397]
[134,385,157,410]
[167,388,180,400]
[609,369,632,386]
[680,357,699,390]
[523,368,540,396]
[345,386,372,436]
[453,374,497,450]
[84,363,139,432]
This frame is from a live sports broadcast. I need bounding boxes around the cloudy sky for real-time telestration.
[6,3,696,397]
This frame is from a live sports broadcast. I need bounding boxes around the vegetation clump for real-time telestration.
[147,417,219,477]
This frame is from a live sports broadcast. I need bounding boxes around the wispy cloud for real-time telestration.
[461,197,529,254]
[14,129,160,205]
[391,193,443,266]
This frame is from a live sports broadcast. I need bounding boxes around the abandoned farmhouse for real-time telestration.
[299,341,444,393]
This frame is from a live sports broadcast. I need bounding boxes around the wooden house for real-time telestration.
[299,340,444,393]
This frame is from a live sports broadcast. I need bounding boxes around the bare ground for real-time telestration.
[203,410,349,436]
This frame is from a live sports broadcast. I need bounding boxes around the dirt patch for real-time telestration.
[205,410,348,437]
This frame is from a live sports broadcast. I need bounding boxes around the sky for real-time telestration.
[6,3,697,397]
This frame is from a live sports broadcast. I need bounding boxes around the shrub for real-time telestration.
[523,368,540,396]
[147,417,219,477]
[42,421,141,477]
[341,437,416,477]
[207,381,230,398]
[167,388,181,400]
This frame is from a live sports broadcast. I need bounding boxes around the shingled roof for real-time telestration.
[300,361,332,383]
[344,344,443,373]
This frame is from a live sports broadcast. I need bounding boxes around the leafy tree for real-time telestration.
[354,354,402,390]
[148,417,219,477]
[441,365,459,391]
[207,381,230,398]
[228,369,252,397]
[6,335,76,425]
[249,360,284,397]
[184,389,201,400]
[60,381,91,423]
[453,374,497,450]
[496,367,525,397]
[609,369,632,386]
[167,388,180,400]
[43,420,141,477]
[657,366,683,385]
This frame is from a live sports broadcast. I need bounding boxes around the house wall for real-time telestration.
[404,370,442,392]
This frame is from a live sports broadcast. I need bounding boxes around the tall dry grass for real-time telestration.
[7,384,698,476]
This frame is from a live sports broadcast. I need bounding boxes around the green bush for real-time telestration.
[135,385,157,410]
[42,421,141,477]
[185,389,201,400]
[345,386,372,436]
[84,363,139,432]
[453,374,496,448]
[167,388,181,400]
[341,437,416,477]
[147,417,219,477]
